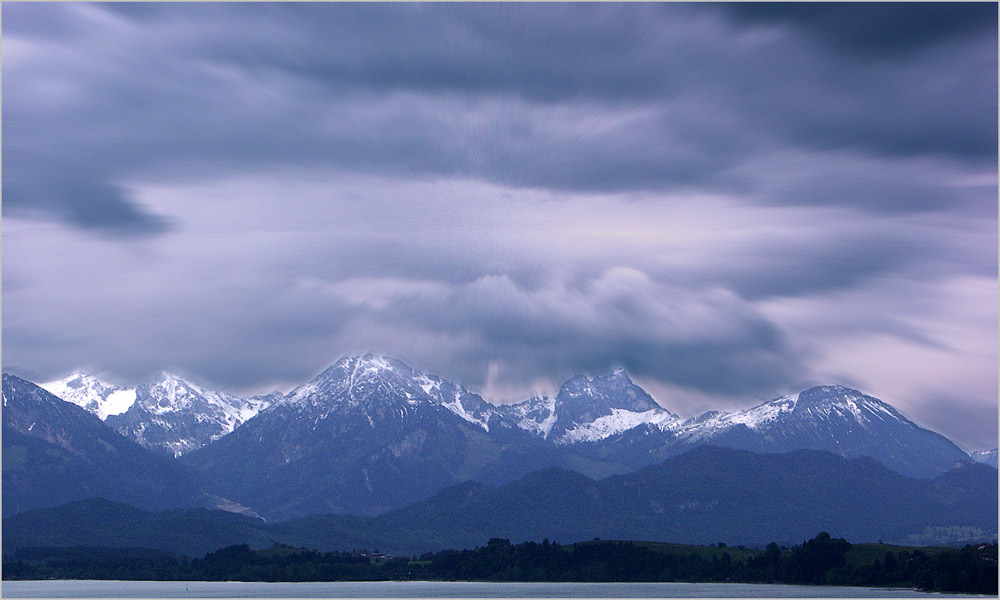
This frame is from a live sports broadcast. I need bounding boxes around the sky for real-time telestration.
[2,2,997,450]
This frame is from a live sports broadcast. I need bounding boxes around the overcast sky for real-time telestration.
[3,3,997,450]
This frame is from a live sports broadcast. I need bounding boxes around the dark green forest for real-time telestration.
[4,533,996,595]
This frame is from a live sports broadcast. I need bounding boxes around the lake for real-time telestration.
[1,580,988,598]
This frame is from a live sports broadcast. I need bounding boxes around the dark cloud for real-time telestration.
[703,233,926,301]
[2,159,172,236]
[719,3,997,58]
[101,3,685,102]
[3,3,995,234]
[308,270,805,395]
[716,3,997,162]
[2,3,995,448]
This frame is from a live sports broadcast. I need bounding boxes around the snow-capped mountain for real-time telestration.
[40,372,136,420]
[2,373,205,516]
[665,385,970,478]
[40,370,277,457]
[499,369,678,444]
[970,448,998,468]
[105,372,277,457]
[672,385,903,442]
[279,354,499,430]
[183,354,525,519]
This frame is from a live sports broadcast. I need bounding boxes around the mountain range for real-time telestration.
[41,371,277,457]
[5,354,995,531]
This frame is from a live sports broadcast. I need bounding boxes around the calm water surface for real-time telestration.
[1,580,987,598]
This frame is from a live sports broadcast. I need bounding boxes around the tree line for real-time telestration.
[3,532,996,595]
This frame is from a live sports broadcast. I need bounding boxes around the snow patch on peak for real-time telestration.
[673,394,799,438]
[723,393,800,428]
[357,354,395,374]
[418,375,442,396]
[143,375,204,414]
[536,399,559,438]
[103,389,138,417]
[558,407,676,444]
[440,391,490,432]
[793,386,902,426]
[504,396,559,438]
[40,372,136,420]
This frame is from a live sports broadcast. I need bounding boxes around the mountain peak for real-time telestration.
[275,355,499,437]
[356,353,400,371]
[292,354,466,411]
[609,366,629,379]
[40,371,136,421]
[797,384,864,402]
[508,369,675,444]
[154,371,195,386]
[557,369,661,414]
[675,385,905,439]
[792,385,902,417]
[561,373,590,387]
[589,367,634,386]
[310,354,409,385]
[45,370,100,387]
[115,372,273,456]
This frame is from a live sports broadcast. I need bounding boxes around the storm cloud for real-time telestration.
[3,3,996,449]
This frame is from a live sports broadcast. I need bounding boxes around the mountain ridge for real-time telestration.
[42,370,277,456]
[21,354,981,521]
[5,446,996,557]
[42,356,978,464]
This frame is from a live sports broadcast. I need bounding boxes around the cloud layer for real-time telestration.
[3,3,996,449]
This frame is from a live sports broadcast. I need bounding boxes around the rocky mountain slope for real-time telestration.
[2,374,206,516]
[182,355,557,519]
